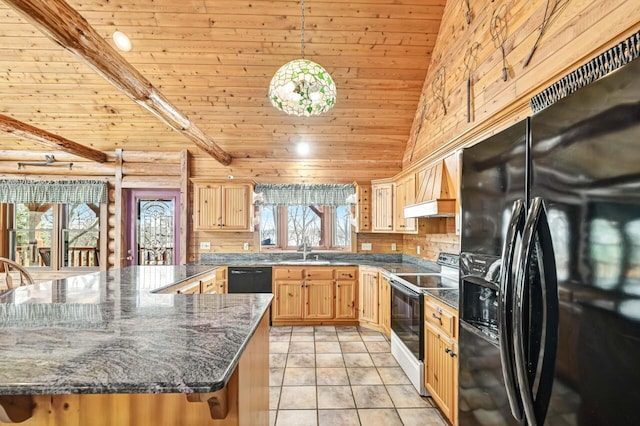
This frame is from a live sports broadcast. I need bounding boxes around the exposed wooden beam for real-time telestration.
[0,113,107,163]
[2,0,232,166]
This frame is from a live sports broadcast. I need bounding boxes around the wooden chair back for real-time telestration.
[0,257,34,290]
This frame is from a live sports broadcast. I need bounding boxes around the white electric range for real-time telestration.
[389,253,459,396]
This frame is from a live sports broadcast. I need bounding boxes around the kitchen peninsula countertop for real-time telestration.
[0,265,272,396]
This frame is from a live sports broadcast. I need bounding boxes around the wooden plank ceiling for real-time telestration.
[0,0,444,163]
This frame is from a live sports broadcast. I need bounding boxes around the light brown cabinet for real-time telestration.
[358,267,379,325]
[358,267,391,337]
[352,182,372,232]
[274,280,304,320]
[394,174,417,233]
[192,181,253,231]
[273,266,357,324]
[335,280,357,319]
[371,176,417,234]
[424,295,459,426]
[201,266,228,294]
[379,273,391,337]
[371,181,394,232]
[304,280,334,319]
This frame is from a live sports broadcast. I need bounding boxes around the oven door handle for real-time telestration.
[389,280,421,297]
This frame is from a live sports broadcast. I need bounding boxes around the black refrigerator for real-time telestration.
[458,57,640,425]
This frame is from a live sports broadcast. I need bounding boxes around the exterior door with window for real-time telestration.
[126,190,180,266]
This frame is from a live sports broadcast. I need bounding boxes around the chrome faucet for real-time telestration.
[299,241,311,261]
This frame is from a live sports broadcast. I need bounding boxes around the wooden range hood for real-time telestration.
[404,160,456,218]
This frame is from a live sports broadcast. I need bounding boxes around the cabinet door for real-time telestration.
[394,175,417,233]
[194,183,222,230]
[425,324,457,425]
[359,270,379,324]
[305,280,334,319]
[221,184,252,231]
[379,274,391,336]
[372,183,394,232]
[335,280,356,319]
[274,280,304,320]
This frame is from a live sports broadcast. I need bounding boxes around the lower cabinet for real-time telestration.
[358,267,391,337]
[305,280,334,319]
[272,267,357,324]
[358,268,379,325]
[335,280,357,319]
[424,295,459,425]
[379,274,391,337]
[201,267,227,294]
[273,280,304,320]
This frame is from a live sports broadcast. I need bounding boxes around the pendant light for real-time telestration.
[268,0,337,116]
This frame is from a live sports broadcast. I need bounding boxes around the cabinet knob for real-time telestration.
[432,312,443,325]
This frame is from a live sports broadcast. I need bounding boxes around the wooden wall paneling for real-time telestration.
[107,187,116,269]
[114,148,124,269]
[354,233,403,255]
[99,195,108,271]
[2,0,232,166]
[180,149,188,265]
[0,0,446,178]
[404,0,640,169]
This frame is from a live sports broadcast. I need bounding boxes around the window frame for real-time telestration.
[260,204,352,252]
[9,202,102,271]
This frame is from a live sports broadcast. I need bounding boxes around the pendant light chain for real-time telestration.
[268,0,337,116]
[300,0,305,59]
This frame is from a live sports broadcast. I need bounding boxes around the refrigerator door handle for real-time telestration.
[498,199,526,422]
[513,197,559,426]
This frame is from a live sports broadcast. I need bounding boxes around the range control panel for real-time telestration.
[437,252,460,269]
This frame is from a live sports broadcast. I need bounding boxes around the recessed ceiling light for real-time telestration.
[297,142,310,156]
[113,31,132,52]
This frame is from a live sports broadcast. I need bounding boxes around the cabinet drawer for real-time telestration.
[274,267,305,279]
[304,268,334,280]
[177,281,201,294]
[424,299,456,338]
[200,277,217,293]
[335,267,358,280]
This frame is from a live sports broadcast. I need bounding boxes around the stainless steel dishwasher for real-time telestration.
[227,267,272,293]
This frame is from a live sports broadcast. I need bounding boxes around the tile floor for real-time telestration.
[269,325,448,426]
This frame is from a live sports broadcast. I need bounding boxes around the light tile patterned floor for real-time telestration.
[269,325,448,426]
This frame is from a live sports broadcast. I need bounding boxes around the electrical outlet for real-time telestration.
[200,242,211,250]
[361,243,372,251]
[243,242,250,251]
[417,245,421,255]
[391,243,397,251]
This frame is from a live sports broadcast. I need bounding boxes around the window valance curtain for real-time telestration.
[254,183,355,206]
[0,179,108,204]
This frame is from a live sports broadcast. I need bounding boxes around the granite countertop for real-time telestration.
[204,254,459,309]
[0,265,272,396]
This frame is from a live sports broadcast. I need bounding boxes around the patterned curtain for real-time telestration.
[0,179,108,204]
[254,183,355,206]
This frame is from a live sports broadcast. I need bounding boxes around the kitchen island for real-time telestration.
[0,266,272,426]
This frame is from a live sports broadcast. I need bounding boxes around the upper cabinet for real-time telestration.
[192,180,253,231]
[394,173,417,233]
[352,182,372,233]
[371,180,394,232]
[371,176,417,234]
